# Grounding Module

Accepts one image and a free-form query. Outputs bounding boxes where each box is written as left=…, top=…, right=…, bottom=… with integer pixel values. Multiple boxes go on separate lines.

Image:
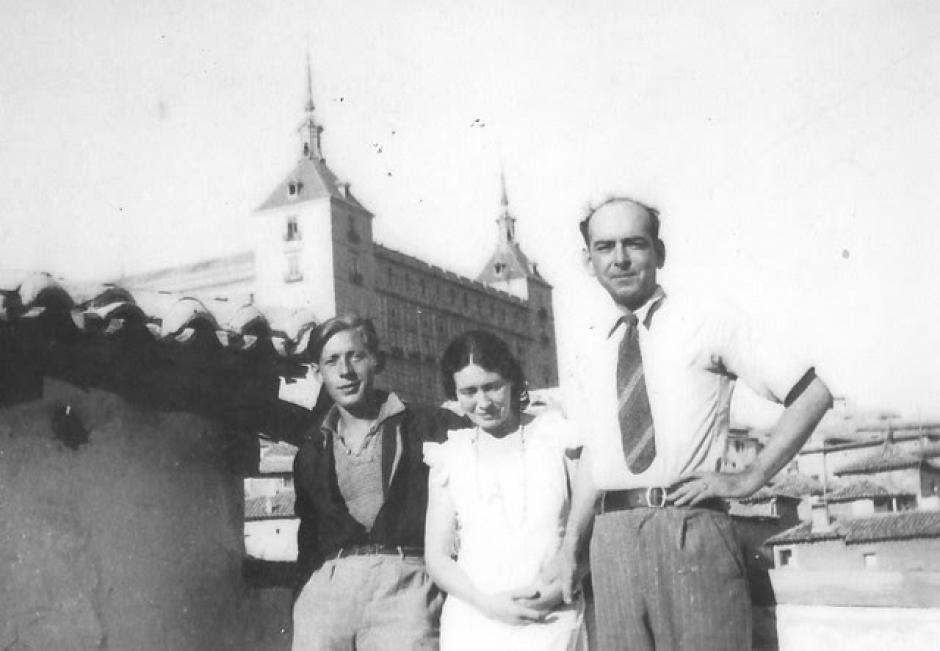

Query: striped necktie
left=616, top=313, right=656, bottom=473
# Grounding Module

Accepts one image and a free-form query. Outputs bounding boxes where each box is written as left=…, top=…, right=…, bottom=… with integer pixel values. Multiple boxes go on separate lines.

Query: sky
left=2, top=0, right=940, bottom=420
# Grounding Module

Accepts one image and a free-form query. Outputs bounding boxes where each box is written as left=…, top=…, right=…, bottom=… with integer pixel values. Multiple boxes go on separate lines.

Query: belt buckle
left=645, top=486, right=667, bottom=508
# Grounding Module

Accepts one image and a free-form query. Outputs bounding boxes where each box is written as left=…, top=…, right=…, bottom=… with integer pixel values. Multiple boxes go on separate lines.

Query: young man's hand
left=541, top=547, right=581, bottom=605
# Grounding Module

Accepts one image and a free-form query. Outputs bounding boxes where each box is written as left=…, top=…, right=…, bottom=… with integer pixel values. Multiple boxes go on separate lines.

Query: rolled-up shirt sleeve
left=710, top=308, right=812, bottom=406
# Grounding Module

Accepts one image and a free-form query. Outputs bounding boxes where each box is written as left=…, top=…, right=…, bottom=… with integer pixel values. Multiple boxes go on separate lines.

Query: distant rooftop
left=259, top=441, right=299, bottom=474
left=245, top=492, right=296, bottom=520
left=744, top=472, right=826, bottom=502
left=835, top=442, right=940, bottom=476
left=257, top=156, right=366, bottom=212
left=767, top=510, right=940, bottom=546
left=825, top=479, right=910, bottom=503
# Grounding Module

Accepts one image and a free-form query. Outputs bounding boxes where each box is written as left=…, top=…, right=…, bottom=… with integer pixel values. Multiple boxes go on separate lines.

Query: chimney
left=810, top=496, right=832, bottom=533
left=264, top=497, right=273, bottom=515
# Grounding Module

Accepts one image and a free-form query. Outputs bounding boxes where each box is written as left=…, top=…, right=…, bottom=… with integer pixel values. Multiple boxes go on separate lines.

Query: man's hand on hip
left=668, top=470, right=762, bottom=506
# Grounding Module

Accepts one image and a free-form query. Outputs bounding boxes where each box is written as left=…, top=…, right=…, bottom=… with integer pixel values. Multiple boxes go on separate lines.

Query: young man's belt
left=597, top=486, right=726, bottom=514
left=334, top=544, right=424, bottom=559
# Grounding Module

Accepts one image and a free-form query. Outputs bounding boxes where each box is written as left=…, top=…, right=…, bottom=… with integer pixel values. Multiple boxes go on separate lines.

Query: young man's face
left=583, top=202, right=664, bottom=311
left=314, top=328, right=379, bottom=411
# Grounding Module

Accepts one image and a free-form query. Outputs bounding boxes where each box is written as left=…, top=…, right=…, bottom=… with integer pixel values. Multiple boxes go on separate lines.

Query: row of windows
left=377, top=264, right=527, bottom=325
left=381, top=360, right=443, bottom=404
left=377, top=295, right=533, bottom=359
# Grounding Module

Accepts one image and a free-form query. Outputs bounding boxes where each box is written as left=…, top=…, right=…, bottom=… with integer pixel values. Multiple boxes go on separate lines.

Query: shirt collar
left=320, top=390, right=407, bottom=441
left=606, top=286, right=667, bottom=339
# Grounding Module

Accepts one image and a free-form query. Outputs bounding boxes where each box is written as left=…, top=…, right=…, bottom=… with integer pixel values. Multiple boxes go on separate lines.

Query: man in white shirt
left=556, top=197, right=833, bottom=650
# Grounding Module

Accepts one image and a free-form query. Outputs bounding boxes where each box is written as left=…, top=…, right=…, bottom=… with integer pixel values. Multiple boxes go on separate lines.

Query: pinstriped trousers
left=590, top=506, right=751, bottom=651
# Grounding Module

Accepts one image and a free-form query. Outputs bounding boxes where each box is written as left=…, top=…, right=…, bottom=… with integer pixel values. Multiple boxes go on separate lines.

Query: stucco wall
left=0, top=379, right=289, bottom=650
left=774, top=604, right=940, bottom=650
left=775, top=537, right=940, bottom=572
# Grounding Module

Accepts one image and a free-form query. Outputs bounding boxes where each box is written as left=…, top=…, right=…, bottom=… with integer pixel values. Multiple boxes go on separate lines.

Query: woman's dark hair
left=440, top=330, right=529, bottom=410
left=309, top=313, right=381, bottom=364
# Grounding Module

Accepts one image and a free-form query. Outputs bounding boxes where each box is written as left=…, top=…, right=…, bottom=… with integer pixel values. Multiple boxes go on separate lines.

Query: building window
left=349, top=256, right=363, bottom=285
left=863, top=552, right=878, bottom=569
left=896, top=495, right=917, bottom=511
left=287, top=181, right=303, bottom=196
left=285, top=252, right=303, bottom=282
left=494, top=262, right=505, bottom=274
left=928, top=480, right=940, bottom=496
left=285, top=216, right=301, bottom=241
left=777, top=548, right=793, bottom=568
left=347, top=216, right=360, bottom=243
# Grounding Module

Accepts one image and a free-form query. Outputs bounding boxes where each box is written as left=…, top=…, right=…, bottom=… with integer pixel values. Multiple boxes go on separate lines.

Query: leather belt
left=334, top=544, right=424, bottom=559
left=597, top=486, right=726, bottom=514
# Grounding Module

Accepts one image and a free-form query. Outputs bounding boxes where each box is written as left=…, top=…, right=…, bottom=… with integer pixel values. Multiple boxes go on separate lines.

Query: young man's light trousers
left=292, top=554, right=442, bottom=651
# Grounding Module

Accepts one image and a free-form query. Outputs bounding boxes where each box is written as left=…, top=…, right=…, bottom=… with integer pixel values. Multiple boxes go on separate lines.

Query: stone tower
left=250, top=55, right=376, bottom=322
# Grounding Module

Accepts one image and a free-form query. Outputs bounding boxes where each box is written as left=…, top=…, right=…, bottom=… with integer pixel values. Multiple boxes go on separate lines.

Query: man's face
left=583, top=202, right=664, bottom=310
left=313, top=328, right=378, bottom=411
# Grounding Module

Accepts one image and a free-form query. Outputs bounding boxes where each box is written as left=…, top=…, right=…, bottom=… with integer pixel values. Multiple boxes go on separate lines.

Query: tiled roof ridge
left=766, top=510, right=940, bottom=546
left=842, top=510, right=940, bottom=544
left=2, top=271, right=328, bottom=445
left=824, top=479, right=912, bottom=502
left=1, top=272, right=318, bottom=361
left=743, top=471, right=825, bottom=502
left=834, top=441, right=940, bottom=476
left=245, top=491, right=297, bottom=520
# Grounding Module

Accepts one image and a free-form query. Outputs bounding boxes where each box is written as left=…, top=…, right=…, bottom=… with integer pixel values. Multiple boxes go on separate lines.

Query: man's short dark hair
left=578, top=196, right=662, bottom=246
left=309, top=313, right=380, bottom=363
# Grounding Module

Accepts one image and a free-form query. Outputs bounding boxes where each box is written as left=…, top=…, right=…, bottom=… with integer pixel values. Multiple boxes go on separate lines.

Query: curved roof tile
left=19, top=273, right=74, bottom=311
left=0, top=274, right=324, bottom=362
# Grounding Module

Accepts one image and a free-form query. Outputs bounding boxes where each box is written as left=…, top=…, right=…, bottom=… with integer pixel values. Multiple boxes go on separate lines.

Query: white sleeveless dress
left=424, top=412, right=586, bottom=651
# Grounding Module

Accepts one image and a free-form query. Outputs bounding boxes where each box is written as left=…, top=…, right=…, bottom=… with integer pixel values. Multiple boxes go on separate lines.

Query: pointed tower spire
left=496, top=165, right=516, bottom=243
left=476, top=164, right=546, bottom=298
left=300, top=50, right=324, bottom=161
left=305, top=50, right=315, bottom=112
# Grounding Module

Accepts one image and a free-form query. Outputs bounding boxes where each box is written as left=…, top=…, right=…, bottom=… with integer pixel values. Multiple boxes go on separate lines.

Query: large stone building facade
left=122, top=64, right=558, bottom=405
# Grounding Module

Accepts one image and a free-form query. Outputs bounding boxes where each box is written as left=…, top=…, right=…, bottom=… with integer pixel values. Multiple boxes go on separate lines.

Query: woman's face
left=452, top=362, right=517, bottom=435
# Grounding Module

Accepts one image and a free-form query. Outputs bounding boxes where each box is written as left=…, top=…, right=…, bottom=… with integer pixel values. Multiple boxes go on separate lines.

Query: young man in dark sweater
left=291, top=313, right=465, bottom=650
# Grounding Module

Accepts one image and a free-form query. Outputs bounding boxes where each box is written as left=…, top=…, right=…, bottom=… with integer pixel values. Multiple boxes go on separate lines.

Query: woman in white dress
left=424, top=330, right=585, bottom=651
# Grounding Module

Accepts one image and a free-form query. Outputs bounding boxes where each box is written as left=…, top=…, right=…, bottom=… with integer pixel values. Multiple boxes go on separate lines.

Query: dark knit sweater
left=292, top=396, right=466, bottom=590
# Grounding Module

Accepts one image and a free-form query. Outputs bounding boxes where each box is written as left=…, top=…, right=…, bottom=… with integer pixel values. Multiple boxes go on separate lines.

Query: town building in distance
left=120, top=61, right=557, bottom=405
